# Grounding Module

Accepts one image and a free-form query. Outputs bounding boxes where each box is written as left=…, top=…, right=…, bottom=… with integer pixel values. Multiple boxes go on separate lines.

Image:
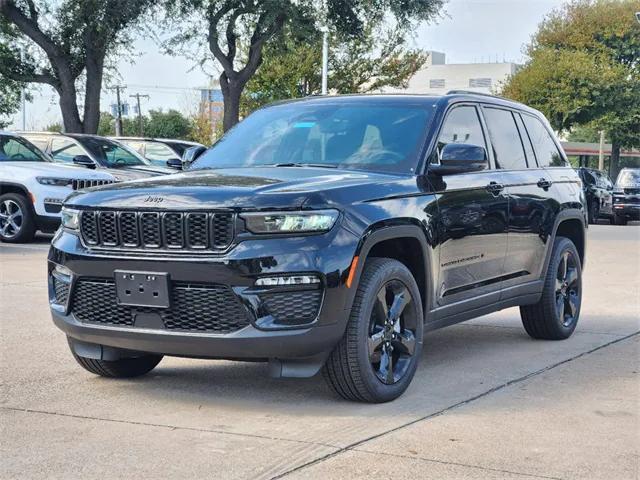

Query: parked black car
left=576, top=167, right=614, bottom=224
left=20, top=132, right=173, bottom=179
left=49, top=93, right=586, bottom=403
left=114, top=137, right=204, bottom=169
left=612, top=168, right=640, bottom=225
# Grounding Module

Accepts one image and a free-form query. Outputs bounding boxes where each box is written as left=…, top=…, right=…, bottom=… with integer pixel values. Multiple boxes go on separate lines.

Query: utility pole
left=114, top=85, right=125, bottom=136
left=130, top=93, right=149, bottom=136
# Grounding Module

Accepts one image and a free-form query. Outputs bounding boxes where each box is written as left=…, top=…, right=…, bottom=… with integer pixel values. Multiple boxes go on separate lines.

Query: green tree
left=0, top=72, right=22, bottom=128
left=502, top=0, right=640, bottom=171
left=165, top=0, right=444, bottom=132
left=145, top=109, right=191, bottom=139
left=0, top=0, right=155, bottom=133
left=242, top=22, right=428, bottom=114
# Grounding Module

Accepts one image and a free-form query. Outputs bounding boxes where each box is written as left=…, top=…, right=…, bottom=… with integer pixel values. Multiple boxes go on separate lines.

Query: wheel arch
left=348, top=223, right=434, bottom=317
left=547, top=210, right=586, bottom=272
left=0, top=182, right=30, bottom=198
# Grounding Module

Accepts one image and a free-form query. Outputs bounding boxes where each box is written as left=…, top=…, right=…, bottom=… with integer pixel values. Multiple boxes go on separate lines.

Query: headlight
left=61, top=207, right=80, bottom=230
left=37, top=177, right=71, bottom=187
left=241, top=210, right=339, bottom=234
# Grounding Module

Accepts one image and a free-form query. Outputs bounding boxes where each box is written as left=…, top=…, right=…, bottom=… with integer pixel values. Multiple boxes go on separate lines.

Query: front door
left=431, top=104, right=509, bottom=308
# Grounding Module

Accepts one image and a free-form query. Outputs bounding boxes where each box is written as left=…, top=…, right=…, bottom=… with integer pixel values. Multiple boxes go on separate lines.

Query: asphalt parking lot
left=1, top=224, right=638, bottom=480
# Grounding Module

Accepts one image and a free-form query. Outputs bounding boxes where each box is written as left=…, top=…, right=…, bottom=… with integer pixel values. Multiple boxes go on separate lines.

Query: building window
left=469, top=78, right=492, bottom=88
left=429, top=79, right=445, bottom=89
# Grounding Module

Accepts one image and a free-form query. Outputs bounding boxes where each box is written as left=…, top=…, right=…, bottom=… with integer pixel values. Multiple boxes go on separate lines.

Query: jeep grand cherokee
left=48, top=93, right=586, bottom=403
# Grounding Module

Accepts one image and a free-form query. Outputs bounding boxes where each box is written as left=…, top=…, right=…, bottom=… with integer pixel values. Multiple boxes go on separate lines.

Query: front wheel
left=323, top=258, right=424, bottom=403
left=70, top=344, right=162, bottom=378
left=613, top=213, right=628, bottom=225
left=0, top=193, right=36, bottom=243
left=520, top=237, right=582, bottom=340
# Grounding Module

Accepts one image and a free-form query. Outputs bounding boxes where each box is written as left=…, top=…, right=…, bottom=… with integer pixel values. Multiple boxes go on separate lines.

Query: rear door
left=433, top=104, right=509, bottom=308
left=481, top=107, right=556, bottom=292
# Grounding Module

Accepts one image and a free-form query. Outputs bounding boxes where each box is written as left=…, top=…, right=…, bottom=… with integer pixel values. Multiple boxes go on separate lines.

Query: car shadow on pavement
left=88, top=318, right=631, bottom=414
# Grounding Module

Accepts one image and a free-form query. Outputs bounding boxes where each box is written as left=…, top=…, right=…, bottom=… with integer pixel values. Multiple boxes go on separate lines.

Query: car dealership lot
left=1, top=225, right=638, bottom=479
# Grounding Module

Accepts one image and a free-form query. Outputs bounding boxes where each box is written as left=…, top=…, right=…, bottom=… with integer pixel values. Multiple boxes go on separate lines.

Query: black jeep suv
left=49, top=93, right=586, bottom=403
left=612, top=168, right=640, bottom=225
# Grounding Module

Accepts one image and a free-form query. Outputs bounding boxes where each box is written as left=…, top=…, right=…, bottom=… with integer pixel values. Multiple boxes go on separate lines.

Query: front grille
left=53, top=278, right=70, bottom=305
left=79, top=210, right=234, bottom=252
left=623, top=188, right=640, bottom=195
left=71, top=279, right=250, bottom=333
left=261, top=289, right=323, bottom=325
left=72, top=179, right=115, bottom=191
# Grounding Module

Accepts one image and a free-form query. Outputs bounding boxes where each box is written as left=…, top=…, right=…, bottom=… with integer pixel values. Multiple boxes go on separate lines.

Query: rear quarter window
left=521, top=114, right=567, bottom=167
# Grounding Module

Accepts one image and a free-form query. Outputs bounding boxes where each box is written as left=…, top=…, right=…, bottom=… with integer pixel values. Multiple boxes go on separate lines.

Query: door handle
left=486, top=181, right=504, bottom=194
left=537, top=178, right=552, bottom=189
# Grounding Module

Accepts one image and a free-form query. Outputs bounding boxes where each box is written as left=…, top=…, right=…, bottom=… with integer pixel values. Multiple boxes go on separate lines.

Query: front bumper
left=48, top=226, right=359, bottom=367
left=612, top=202, right=640, bottom=219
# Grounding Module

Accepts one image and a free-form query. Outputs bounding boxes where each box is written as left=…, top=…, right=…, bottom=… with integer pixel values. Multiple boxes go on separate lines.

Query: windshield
left=80, top=137, right=149, bottom=168
left=0, top=136, right=50, bottom=162
left=192, top=101, right=433, bottom=174
left=616, top=169, right=640, bottom=186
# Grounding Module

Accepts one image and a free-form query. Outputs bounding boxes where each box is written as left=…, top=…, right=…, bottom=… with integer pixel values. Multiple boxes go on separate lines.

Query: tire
left=323, top=258, right=424, bottom=403
left=0, top=193, right=36, bottom=243
left=70, top=346, right=162, bottom=378
left=614, top=213, right=628, bottom=225
left=520, top=237, right=582, bottom=340
left=587, top=201, right=599, bottom=225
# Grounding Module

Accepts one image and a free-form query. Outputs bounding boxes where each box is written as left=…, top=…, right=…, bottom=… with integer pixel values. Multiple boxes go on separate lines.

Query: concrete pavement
left=1, top=225, right=638, bottom=479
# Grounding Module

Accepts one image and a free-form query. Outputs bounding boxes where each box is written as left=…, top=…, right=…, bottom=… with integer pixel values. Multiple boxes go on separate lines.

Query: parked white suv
left=0, top=132, right=116, bottom=243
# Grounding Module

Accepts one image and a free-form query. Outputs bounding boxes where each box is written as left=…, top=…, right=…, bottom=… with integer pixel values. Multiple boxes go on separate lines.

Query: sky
left=7, top=0, right=567, bottom=130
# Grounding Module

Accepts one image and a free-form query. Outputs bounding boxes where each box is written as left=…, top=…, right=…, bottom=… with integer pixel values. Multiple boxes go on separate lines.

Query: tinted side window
left=483, top=108, right=527, bottom=170
left=522, top=115, right=566, bottom=167
left=51, top=138, right=86, bottom=163
left=437, top=105, right=486, bottom=152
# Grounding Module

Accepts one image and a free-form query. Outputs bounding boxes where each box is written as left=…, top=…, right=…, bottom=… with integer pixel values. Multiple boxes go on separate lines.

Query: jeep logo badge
left=144, top=195, right=164, bottom=203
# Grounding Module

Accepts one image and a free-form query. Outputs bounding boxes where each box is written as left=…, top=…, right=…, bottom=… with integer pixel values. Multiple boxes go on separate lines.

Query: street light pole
left=20, top=47, right=26, bottom=130
left=115, top=86, right=124, bottom=136
left=321, top=28, right=329, bottom=95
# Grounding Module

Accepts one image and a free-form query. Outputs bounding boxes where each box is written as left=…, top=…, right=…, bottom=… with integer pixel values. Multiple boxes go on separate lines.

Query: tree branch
left=207, top=2, right=235, bottom=75
left=0, top=0, right=63, bottom=63
left=239, top=12, right=286, bottom=84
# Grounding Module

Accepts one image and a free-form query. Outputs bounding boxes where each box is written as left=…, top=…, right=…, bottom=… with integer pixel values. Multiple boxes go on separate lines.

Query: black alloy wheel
left=368, top=280, right=418, bottom=385
left=520, top=237, right=582, bottom=340
left=554, top=250, right=580, bottom=328
left=323, top=258, right=424, bottom=403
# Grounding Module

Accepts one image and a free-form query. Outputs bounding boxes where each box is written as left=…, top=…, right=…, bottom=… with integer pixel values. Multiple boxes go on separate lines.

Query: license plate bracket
left=115, top=270, right=170, bottom=308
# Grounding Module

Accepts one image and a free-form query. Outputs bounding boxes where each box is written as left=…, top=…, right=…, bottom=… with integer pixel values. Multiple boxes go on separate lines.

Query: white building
left=390, top=51, right=520, bottom=95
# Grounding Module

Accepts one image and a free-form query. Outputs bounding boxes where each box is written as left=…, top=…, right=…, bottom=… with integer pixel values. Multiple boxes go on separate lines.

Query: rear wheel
left=323, top=258, right=423, bottom=403
left=520, top=237, right=582, bottom=340
left=0, top=193, right=35, bottom=243
left=70, top=346, right=162, bottom=378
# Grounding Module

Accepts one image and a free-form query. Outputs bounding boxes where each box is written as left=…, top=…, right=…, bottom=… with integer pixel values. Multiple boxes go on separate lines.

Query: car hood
left=121, top=165, right=174, bottom=175
left=65, top=167, right=419, bottom=210
left=0, top=161, right=114, bottom=180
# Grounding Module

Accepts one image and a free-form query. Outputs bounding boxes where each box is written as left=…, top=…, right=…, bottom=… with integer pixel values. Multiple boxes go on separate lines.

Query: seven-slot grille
left=72, top=179, right=115, bottom=190
left=80, top=210, right=234, bottom=251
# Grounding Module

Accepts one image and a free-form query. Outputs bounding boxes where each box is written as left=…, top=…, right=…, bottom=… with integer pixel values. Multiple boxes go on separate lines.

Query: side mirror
left=182, top=146, right=207, bottom=169
left=166, top=158, right=183, bottom=170
left=73, top=155, right=96, bottom=169
left=428, top=143, right=488, bottom=175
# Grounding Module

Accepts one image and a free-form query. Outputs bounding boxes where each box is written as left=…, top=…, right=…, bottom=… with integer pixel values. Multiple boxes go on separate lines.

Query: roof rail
left=446, top=90, right=502, bottom=99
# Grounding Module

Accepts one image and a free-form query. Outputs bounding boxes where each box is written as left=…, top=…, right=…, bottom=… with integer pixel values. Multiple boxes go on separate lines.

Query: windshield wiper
left=264, top=162, right=338, bottom=169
